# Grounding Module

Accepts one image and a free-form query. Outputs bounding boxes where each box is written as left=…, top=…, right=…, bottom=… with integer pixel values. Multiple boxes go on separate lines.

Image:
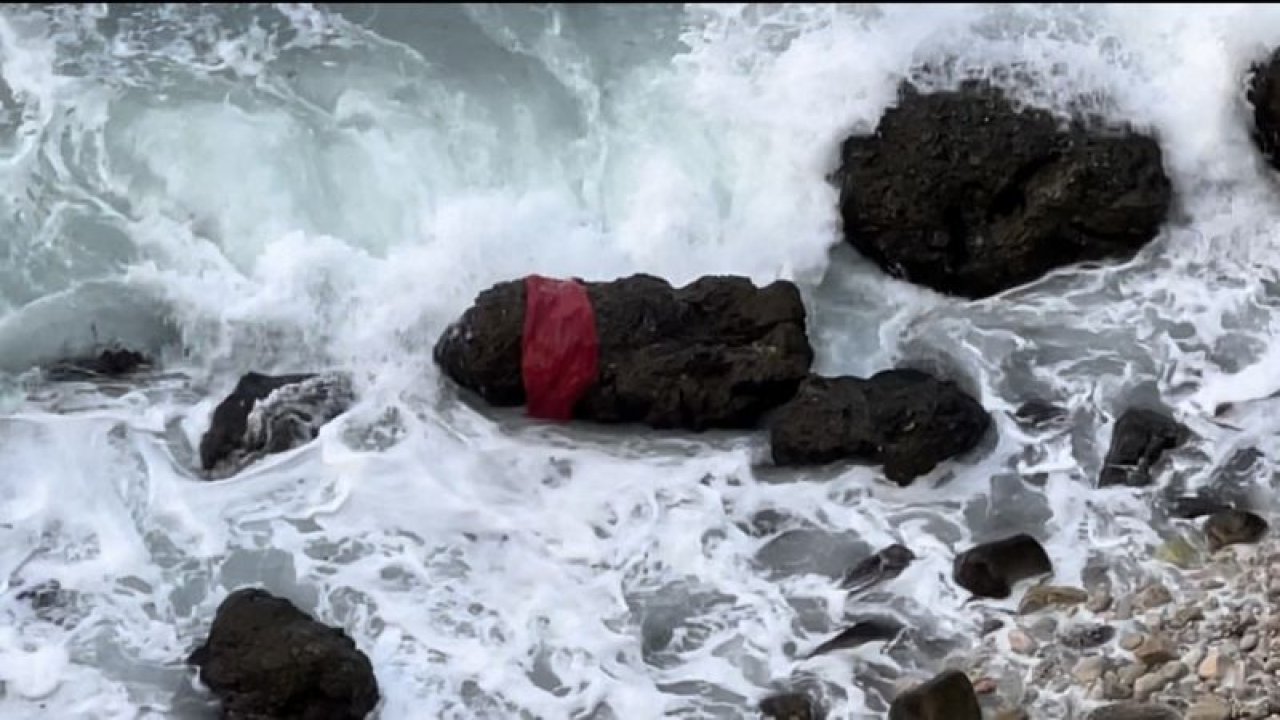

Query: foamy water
left=3, top=4, right=1280, bottom=718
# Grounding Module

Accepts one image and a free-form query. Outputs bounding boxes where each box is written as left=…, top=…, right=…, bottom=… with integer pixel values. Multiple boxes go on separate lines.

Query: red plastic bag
left=521, top=275, right=599, bottom=421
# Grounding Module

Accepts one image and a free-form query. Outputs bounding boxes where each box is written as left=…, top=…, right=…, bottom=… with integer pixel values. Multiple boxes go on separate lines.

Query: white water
left=2, top=3, right=1280, bottom=718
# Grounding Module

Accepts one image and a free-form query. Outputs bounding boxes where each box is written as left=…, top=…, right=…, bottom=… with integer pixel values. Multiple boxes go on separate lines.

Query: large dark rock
left=953, top=534, right=1053, bottom=599
left=769, top=369, right=990, bottom=484
left=1098, top=408, right=1187, bottom=488
left=836, top=80, right=1172, bottom=298
left=189, top=588, right=379, bottom=720
left=1204, top=509, right=1268, bottom=552
left=434, top=274, right=813, bottom=430
left=759, top=692, right=820, bottom=720
left=199, top=372, right=354, bottom=477
left=1249, top=48, right=1280, bottom=170
left=887, top=669, right=981, bottom=720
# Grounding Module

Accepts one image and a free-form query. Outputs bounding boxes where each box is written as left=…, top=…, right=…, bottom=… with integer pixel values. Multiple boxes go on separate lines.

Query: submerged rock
left=1249, top=48, right=1280, bottom=170
left=804, top=618, right=905, bottom=659
left=840, top=543, right=916, bottom=593
left=199, top=372, right=355, bottom=477
left=1098, top=408, right=1186, bottom=488
left=1204, top=509, right=1268, bottom=552
left=434, top=274, right=813, bottom=430
left=1018, top=585, right=1088, bottom=615
left=835, top=80, right=1171, bottom=298
left=769, top=369, right=990, bottom=484
left=953, top=534, right=1053, bottom=599
left=759, top=692, right=820, bottom=720
left=189, top=588, right=379, bottom=720
left=45, top=347, right=151, bottom=380
left=888, top=669, right=982, bottom=720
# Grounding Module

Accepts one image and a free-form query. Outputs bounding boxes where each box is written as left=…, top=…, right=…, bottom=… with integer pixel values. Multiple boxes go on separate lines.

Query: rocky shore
left=937, top=527, right=1279, bottom=719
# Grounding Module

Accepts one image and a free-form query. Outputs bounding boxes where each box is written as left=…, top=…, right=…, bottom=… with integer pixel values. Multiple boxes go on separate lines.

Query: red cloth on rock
left=521, top=275, right=599, bottom=421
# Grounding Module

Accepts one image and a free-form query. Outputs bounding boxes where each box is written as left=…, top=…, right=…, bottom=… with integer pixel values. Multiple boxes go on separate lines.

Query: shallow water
left=3, top=3, right=1280, bottom=718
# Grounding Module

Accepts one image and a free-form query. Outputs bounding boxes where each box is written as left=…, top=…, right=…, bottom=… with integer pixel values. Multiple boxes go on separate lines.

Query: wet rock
left=1249, top=47, right=1280, bottom=170
left=1197, top=649, right=1222, bottom=680
left=1074, top=656, right=1107, bottom=684
left=1098, top=408, right=1187, bottom=488
left=1012, top=401, right=1069, bottom=430
left=1018, top=585, right=1088, bottom=615
left=1087, top=588, right=1114, bottom=613
left=1204, top=509, right=1268, bottom=552
left=199, top=372, right=355, bottom=477
left=1009, top=628, right=1037, bottom=654
left=1134, top=583, right=1173, bottom=610
left=1132, top=635, right=1177, bottom=666
left=1060, top=623, right=1116, bottom=650
left=1163, top=494, right=1232, bottom=519
left=953, top=534, right=1053, bottom=599
left=805, top=618, right=904, bottom=659
left=1132, top=672, right=1166, bottom=699
left=769, top=370, right=990, bottom=484
left=888, top=669, right=981, bottom=720
left=45, top=347, right=151, bottom=380
left=434, top=274, right=813, bottom=430
left=1185, top=696, right=1230, bottom=720
left=835, top=80, right=1171, bottom=299
left=759, top=692, right=819, bottom=720
left=839, top=543, right=916, bottom=593
left=1086, top=702, right=1180, bottom=720
left=1120, top=633, right=1143, bottom=651
left=188, top=588, right=378, bottom=720
left=1154, top=535, right=1200, bottom=569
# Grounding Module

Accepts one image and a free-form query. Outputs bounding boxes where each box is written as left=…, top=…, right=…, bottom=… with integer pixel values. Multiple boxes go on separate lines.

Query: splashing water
left=3, top=3, right=1280, bottom=718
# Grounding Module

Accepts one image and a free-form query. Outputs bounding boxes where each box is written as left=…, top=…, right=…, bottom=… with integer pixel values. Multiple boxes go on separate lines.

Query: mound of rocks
left=189, top=588, right=379, bottom=719
left=768, top=369, right=990, bottom=484
left=434, top=274, right=813, bottom=431
left=199, top=372, right=354, bottom=477
left=836, top=80, right=1172, bottom=298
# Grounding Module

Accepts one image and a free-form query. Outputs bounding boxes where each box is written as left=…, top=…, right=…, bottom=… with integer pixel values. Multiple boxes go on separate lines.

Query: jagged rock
left=953, top=534, right=1053, bottom=599
left=835, top=80, right=1171, bottom=298
left=434, top=274, right=813, bottom=430
left=888, top=669, right=982, bottom=720
left=840, top=543, right=916, bottom=593
left=1204, top=509, right=1268, bottom=551
left=188, top=588, right=378, bottom=719
left=1098, top=408, right=1187, bottom=488
left=769, top=369, right=990, bottom=484
left=199, top=372, right=354, bottom=477
left=804, top=618, right=904, bottom=659
left=45, top=347, right=151, bottom=380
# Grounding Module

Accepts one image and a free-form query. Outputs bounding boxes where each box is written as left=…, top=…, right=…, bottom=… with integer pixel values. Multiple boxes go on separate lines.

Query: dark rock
left=434, top=274, right=813, bottom=430
left=199, top=372, right=355, bottom=477
left=836, top=80, right=1171, bottom=299
left=1204, top=509, right=1268, bottom=552
left=1249, top=48, right=1280, bottom=170
left=769, top=369, right=990, bottom=484
left=1059, top=623, right=1116, bottom=650
left=953, top=534, right=1053, bottom=599
left=1098, top=408, right=1187, bottom=488
left=804, top=618, right=905, bottom=659
left=189, top=588, right=378, bottom=720
left=1012, top=400, right=1069, bottom=430
left=1085, top=701, right=1179, bottom=720
left=888, top=669, right=981, bottom=720
left=1162, top=494, right=1231, bottom=519
left=45, top=347, right=150, bottom=380
left=759, top=692, right=820, bottom=720
left=840, top=543, right=916, bottom=593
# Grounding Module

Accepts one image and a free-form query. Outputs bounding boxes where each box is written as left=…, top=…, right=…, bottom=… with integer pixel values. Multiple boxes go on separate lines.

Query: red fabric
left=521, top=275, right=599, bottom=421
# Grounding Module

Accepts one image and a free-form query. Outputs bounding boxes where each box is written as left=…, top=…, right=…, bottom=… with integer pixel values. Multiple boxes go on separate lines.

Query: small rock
left=972, top=677, right=998, bottom=694
left=1133, top=672, right=1167, bottom=699
left=1171, top=605, right=1204, bottom=627
left=1159, top=661, right=1188, bottom=682
left=1086, top=701, right=1179, bottom=720
left=1204, top=509, right=1268, bottom=552
left=1061, top=623, right=1116, bottom=650
left=1185, top=695, right=1230, bottom=720
left=1088, top=589, right=1115, bottom=613
left=1197, top=649, right=1221, bottom=680
left=1133, top=635, right=1177, bottom=665
left=760, top=692, right=819, bottom=720
left=1120, top=633, right=1144, bottom=651
left=888, top=669, right=981, bottom=720
left=1019, top=585, right=1089, bottom=615
left=1119, top=663, right=1148, bottom=686
left=1009, top=629, right=1038, bottom=655
left=1183, top=646, right=1205, bottom=670
left=1135, top=584, right=1174, bottom=610
left=1243, top=633, right=1261, bottom=652
left=1074, top=656, right=1108, bottom=685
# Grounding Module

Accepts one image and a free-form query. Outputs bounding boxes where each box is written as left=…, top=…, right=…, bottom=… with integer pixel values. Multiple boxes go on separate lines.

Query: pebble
left=1197, top=649, right=1222, bottom=680
left=1118, top=663, right=1147, bottom=686
left=1185, top=696, right=1230, bottom=720
left=1087, top=589, right=1114, bottom=613
left=1243, top=633, right=1260, bottom=652
left=1061, top=623, right=1116, bottom=650
left=1136, top=583, right=1174, bottom=610
left=1120, top=633, right=1144, bottom=651
left=1134, top=672, right=1167, bottom=699
left=1074, top=656, right=1107, bottom=685
left=1020, top=585, right=1089, bottom=615
left=1159, top=661, right=1188, bottom=682
left=1008, top=629, right=1037, bottom=655
left=1134, top=635, right=1177, bottom=665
